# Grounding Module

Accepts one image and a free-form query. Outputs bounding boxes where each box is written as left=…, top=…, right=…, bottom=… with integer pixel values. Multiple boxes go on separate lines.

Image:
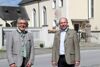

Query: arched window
left=52, top=0, right=56, bottom=8
left=59, top=0, right=63, bottom=7
left=43, top=6, right=47, bottom=25
left=33, top=8, right=36, bottom=27
left=52, top=19, right=58, bottom=29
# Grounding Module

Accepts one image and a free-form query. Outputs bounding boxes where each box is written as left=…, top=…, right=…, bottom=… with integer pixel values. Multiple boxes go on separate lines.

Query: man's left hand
left=26, top=63, right=32, bottom=67
left=75, top=61, right=80, bottom=67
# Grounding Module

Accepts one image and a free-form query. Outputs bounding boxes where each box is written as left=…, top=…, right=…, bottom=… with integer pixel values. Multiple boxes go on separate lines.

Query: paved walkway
left=80, top=41, right=100, bottom=50
left=0, top=41, right=100, bottom=67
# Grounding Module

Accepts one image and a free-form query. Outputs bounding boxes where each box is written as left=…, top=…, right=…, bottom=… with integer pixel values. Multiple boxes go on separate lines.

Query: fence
left=0, top=26, right=54, bottom=49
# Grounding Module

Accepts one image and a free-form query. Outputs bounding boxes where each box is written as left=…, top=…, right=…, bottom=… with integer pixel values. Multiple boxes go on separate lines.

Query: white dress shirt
left=60, top=31, right=66, bottom=55
left=59, top=28, right=68, bottom=55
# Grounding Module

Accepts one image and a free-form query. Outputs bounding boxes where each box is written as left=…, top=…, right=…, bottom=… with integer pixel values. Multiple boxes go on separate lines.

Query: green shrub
left=40, top=43, right=44, bottom=48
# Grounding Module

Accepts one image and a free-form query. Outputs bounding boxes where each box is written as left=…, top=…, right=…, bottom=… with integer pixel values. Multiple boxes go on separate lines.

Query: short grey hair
left=17, top=17, right=27, bottom=23
left=59, top=17, right=68, bottom=24
left=17, top=17, right=28, bottom=27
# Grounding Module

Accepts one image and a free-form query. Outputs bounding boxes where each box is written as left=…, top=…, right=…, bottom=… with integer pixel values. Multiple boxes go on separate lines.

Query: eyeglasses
left=18, top=22, right=27, bottom=25
left=60, top=22, right=67, bottom=23
left=59, top=22, right=68, bottom=24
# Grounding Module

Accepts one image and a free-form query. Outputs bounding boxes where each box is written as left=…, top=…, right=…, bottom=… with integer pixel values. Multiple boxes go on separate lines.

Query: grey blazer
left=52, top=29, right=80, bottom=64
left=6, top=29, right=34, bottom=67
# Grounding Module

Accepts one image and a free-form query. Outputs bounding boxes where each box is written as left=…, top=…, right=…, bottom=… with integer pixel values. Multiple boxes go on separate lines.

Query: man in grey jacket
left=52, top=17, right=80, bottom=67
left=6, top=17, right=34, bottom=67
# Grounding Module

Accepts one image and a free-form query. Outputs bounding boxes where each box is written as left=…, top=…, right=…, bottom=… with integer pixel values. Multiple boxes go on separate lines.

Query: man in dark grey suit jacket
left=52, top=17, right=80, bottom=67
left=6, top=17, right=34, bottom=67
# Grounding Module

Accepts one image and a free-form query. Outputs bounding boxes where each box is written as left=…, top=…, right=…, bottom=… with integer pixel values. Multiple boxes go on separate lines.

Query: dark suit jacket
left=52, top=29, right=80, bottom=64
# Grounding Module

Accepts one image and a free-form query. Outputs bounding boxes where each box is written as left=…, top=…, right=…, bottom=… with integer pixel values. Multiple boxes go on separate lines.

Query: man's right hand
left=10, top=63, right=16, bottom=67
left=52, top=61, right=57, bottom=67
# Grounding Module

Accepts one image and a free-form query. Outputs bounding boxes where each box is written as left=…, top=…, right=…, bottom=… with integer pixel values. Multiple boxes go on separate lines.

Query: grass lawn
left=0, top=49, right=6, bottom=59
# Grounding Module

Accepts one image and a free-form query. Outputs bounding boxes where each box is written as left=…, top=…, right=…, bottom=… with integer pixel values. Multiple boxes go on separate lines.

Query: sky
left=0, top=0, right=22, bottom=6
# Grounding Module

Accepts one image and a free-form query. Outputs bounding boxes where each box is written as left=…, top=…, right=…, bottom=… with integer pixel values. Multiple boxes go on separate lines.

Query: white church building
left=0, top=0, right=100, bottom=49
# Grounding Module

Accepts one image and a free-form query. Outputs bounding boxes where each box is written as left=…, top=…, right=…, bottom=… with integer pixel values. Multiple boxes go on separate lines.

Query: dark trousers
left=58, top=55, right=75, bottom=67
left=21, top=57, right=26, bottom=67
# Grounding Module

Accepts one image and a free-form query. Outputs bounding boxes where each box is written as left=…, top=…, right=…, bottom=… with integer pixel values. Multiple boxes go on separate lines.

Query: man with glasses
left=6, top=17, right=34, bottom=67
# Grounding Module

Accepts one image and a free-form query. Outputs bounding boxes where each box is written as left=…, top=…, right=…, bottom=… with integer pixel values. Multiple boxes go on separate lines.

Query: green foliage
left=40, top=43, right=44, bottom=48
left=0, top=49, right=6, bottom=52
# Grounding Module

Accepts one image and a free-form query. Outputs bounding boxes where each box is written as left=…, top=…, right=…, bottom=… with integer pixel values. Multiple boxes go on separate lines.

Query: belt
left=60, top=55, right=65, bottom=57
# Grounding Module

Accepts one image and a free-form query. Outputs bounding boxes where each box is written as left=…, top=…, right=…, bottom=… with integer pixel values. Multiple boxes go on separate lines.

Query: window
left=52, top=20, right=58, bottom=29
left=52, top=0, right=56, bottom=8
left=89, top=0, right=94, bottom=18
left=4, top=9, right=9, bottom=13
left=43, top=6, right=47, bottom=25
left=33, top=8, right=36, bottom=27
left=17, top=9, right=21, bottom=14
left=59, top=0, right=63, bottom=7
left=74, top=24, right=79, bottom=32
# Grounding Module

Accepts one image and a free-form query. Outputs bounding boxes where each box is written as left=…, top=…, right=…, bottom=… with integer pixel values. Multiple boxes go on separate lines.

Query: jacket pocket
left=70, top=54, right=75, bottom=63
left=70, top=52, right=75, bottom=55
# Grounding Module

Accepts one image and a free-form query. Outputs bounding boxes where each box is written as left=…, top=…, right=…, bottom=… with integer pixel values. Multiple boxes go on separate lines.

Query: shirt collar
left=17, top=27, right=26, bottom=34
left=60, top=28, right=69, bottom=32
